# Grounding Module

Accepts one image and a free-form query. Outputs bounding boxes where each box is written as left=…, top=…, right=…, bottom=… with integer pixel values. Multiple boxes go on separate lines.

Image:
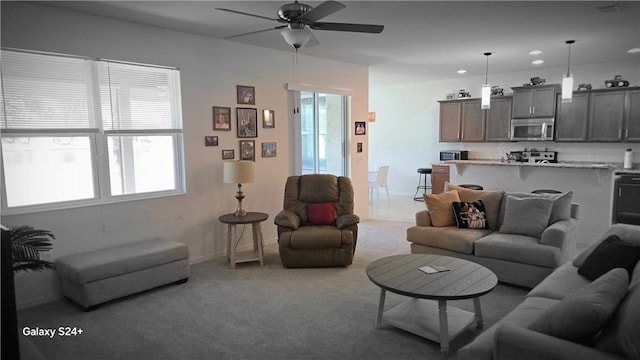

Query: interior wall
left=0, top=2, right=370, bottom=308
left=369, top=59, right=639, bottom=245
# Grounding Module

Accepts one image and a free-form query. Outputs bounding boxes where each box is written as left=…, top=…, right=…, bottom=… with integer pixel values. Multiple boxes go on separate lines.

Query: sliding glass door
left=299, top=91, right=347, bottom=175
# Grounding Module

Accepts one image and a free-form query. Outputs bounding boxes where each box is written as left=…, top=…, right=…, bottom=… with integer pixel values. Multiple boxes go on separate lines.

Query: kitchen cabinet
left=460, top=99, right=484, bottom=142
left=624, top=90, right=640, bottom=142
left=431, top=164, right=450, bottom=194
left=511, top=85, right=558, bottom=119
left=588, top=90, right=625, bottom=142
left=439, top=101, right=462, bottom=142
left=485, top=96, right=513, bottom=142
left=555, top=92, right=589, bottom=142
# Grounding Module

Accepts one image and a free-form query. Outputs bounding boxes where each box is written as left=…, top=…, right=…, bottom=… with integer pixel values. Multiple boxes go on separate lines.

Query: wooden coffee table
left=366, top=254, right=498, bottom=355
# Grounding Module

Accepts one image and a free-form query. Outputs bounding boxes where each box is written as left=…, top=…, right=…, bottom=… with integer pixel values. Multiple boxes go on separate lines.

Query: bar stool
left=532, top=189, right=561, bottom=194
left=413, top=168, right=432, bottom=201
left=459, top=184, right=484, bottom=190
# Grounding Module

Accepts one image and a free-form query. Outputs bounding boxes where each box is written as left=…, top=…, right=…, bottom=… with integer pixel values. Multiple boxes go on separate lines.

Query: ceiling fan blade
left=225, top=25, right=287, bottom=39
left=215, top=8, right=282, bottom=23
left=310, top=22, right=384, bottom=33
left=299, top=1, right=345, bottom=23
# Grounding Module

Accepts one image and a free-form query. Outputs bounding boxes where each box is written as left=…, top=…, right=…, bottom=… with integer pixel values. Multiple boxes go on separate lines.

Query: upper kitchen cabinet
left=460, top=99, right=485, bottom=142
left=511, top=85, right=558, bottom=119
left=555, top=92, right=589, bottom=142
left=588, top=90, right=625, bottom=142
left=624, top=89, right=640, bottom=142
left=439, top=100, right=463, bottom=142
left=485, top=96, right=513, bottom=142
left=439, top=97, right=512, bottom=142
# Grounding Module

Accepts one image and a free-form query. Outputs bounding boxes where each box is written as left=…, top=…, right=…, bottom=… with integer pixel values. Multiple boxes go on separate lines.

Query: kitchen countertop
left=443, top=159, right=621, bottom=170
left=442, top=159, right=637, bottom=183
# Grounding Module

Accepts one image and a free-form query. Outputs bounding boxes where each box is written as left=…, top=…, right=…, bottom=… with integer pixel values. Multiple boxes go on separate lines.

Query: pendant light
left=562, top=40, right=575, bottom=103
left=481, top=52, right=492, bottom=109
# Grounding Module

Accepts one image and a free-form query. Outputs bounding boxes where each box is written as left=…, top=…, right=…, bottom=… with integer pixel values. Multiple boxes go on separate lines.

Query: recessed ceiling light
left=628, top=48, right=640, bottom=54
left=529, top=50, right=542, bottom=56
left=457, top=69, right=467, bottom=74
left=532, top=59, right=544, bottom=65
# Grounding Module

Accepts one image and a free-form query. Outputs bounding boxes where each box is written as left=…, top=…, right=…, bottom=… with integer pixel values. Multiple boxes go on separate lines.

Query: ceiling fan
left=216, top=0, right=384, bottom=49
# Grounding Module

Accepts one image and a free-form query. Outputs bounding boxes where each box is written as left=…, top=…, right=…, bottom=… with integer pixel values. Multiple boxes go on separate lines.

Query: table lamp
left=223, top=161, right=255, bottom=216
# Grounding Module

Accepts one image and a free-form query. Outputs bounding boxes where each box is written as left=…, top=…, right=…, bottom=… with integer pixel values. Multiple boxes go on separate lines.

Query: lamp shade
left=223, top=161, right=254, bottom=184
left=562, top=73, right=574, bottom=103
left=281, top=28, right=312, bottom=49
left=481, top=84, right=491, bottom=109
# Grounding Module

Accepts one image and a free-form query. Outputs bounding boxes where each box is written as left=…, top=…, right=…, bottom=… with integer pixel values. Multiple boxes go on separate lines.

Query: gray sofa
left=458, top=223, right=640, bottom=360
left=407, top=183, right=579, bottom=288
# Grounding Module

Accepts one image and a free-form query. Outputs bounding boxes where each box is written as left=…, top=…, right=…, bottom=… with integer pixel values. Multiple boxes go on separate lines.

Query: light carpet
left=17, top=220, right=528, bottom=360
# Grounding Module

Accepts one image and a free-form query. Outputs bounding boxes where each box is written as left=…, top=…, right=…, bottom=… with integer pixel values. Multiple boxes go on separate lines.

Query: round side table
left=218, top=212, right=269, bottom=269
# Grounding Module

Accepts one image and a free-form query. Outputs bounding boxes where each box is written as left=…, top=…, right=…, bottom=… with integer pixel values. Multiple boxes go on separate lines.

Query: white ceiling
left=38, top=1, right=640, bottom=84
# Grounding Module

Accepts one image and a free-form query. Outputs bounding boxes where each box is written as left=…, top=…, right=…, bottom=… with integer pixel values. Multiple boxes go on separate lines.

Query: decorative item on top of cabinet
left=511, top=84, right=559, bottom=119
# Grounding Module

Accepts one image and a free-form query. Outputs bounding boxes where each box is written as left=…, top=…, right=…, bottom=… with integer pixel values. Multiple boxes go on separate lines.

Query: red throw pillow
left=306, top=203, right=335, bottom=225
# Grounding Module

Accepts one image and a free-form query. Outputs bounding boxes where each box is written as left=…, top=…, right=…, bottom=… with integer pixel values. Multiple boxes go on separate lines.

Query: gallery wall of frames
left=207, top=85, right=277, bottom=161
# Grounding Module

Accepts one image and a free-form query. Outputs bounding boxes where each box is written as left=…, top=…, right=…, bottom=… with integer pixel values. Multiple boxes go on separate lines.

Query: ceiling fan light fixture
left=281, top=28, right=312, bottom=49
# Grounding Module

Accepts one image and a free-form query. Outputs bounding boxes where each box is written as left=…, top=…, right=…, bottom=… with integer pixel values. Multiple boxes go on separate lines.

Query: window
left=0, top=49, right=184, bottom=214
left=299, top=91, right=347, bottom=175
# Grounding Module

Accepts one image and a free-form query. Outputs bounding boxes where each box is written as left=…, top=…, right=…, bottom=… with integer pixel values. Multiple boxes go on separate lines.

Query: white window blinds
left=0, top=50, right=97, bottom=130
left=98, top=61, right=182, bottom=132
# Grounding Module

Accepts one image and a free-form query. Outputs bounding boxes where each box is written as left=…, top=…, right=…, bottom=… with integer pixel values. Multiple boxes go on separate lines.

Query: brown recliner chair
left=274, top=174, right=360, bottom=268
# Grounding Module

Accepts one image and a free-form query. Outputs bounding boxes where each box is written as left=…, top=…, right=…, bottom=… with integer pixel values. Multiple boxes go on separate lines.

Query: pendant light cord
left=566, top=40, right=575, bottom=74
left=484, top=52, right=491, bottom=84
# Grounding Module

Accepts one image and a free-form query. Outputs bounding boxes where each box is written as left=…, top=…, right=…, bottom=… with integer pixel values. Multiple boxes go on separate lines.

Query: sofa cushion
left=498, top=191, right=573, bottom=227
left=596, top=265, right=640, bottom=360
left=475, top=232, right=561, bottom=268
left=406, top=225, right=490, bottom=254
left=527, top=262, right=591, bottom=300
left=452, top=200, right=488, bottom=229
left=457, top=296, right=560, bottom=360
left=528, top=268, right=629, bottom=342
left=578, top=234, right=640, bottom=281
left=446, top=183, right=504, bottom=231
left=574, top=223, right=640, bottom=267
left=422, top=190, right=460, bottom=227
left=306, top=202, right=335, bottom=225
left=287, top=226, right=344, bottom=249
left=499, top=196, right=553, bottom=238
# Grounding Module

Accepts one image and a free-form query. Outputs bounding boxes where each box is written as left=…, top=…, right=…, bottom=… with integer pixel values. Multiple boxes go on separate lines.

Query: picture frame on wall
left=222, top=149, right=235, bottom=160
left=237, top=108, right=258, bottom=138
left=262, top=142, right=276, bottom=157
left=355, top=121, right=366, bottom=135
left=236, top=85, right=255, bottom=105
left=205, top=136, right=218, bottom=146
left=239, top=140, right=255, bottom=161
left=263, top=109, right=275, bottom=128
left=213, top=106, right=231, bottom=131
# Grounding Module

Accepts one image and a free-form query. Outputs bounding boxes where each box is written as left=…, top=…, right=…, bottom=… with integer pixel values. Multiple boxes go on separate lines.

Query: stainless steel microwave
left=510, top=118, right=555, bottom=141
left=439, top=150, right=468, bottom=161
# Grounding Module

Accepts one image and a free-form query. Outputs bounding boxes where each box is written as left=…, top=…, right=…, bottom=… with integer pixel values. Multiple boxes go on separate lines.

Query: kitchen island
left=445, top=159, right=618, bottom=184
left=439, top=159, right=629, bottom=249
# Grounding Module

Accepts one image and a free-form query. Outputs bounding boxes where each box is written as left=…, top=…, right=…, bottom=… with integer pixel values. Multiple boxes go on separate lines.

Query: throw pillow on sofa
left=499, top=196, right=553, bottom=238
left=446, top=182, right=504, bottom=231
left=452, top=200, right=488, bottom=229
left=529, top=268, right=629, bottom=342
left=423, top=190, right=460, bottom=227
left=578, top=234, right=640, bottom=281
left=306, top=202, right=335, bottom=225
